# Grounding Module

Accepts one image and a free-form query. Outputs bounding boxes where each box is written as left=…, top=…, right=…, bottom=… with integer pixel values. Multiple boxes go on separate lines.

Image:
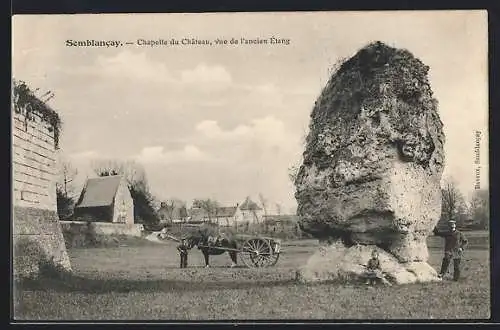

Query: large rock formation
left=295, top=41, right=444, bottom=284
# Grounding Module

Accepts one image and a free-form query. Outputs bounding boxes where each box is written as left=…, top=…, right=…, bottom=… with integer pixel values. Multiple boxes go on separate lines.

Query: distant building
left=186, top=196, right=264, bottom=226
left=238, top=196, right=264, bottom=223
left=157, top=201, right=188, bottom=223
left=187, top=207, right=209, bottom=223
left=73, top=175, right=134, bottom=224
left=213, top=206, right=241, bottom=227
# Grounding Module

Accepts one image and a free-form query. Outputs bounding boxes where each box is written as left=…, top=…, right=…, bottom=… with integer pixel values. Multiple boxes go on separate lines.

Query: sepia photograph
left=11, top=10, right=489, bottom=320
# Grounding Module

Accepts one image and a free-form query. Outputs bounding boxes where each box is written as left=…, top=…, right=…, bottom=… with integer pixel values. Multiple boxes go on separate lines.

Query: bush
left=62, top=222, right=122, bottom=248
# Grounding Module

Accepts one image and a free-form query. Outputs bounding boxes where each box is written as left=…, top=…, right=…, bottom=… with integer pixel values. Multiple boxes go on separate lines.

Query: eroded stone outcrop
left=295, top=41, right=444, bottom=284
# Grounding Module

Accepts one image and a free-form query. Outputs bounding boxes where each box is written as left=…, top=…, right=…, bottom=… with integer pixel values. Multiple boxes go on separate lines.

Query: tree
left=160, top=199, right=188, bottom=222
left=193, top=198, right=219, bottom=223
left=160, top=200, right=175, bottom=222
left=91, top=159, right=159, bottom=225
left=179, top=204, right=188, bottom=222
left=91, top=159, right=122, bottom=177
left=275, top=203, right=282, bottom=216
left=440, top=178, right=468, bottom=229
left=92, top=159, right=148, bottom=192
left=259, top=193, right=268, bottom=231
left=56, top=160, right=78, bottom=220
left=469, top=189, right=489, bottom=229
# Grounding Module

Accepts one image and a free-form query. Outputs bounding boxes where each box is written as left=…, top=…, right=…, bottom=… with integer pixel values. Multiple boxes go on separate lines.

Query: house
left=212, top=206, right=241, bottom=227
left=205, top=197, right=263, bottom=225
left=158, top=201, right=188, bottom=223
left=239, top=196, right=264, bottom=223
left=73, top=175, right=134, bottom=224
left=187, top=206, right=240, bottom=226
left=183, top=196, right=265, bottom=226
left=187, top=207, right=209, bottom=223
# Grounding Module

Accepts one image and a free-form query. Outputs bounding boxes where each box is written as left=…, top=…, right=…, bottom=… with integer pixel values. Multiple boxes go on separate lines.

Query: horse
left=186, top=232, right=239, bottom=268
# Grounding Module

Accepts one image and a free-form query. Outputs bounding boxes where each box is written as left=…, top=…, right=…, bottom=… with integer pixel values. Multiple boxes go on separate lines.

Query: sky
left=12, top=11, right=488, bottom=213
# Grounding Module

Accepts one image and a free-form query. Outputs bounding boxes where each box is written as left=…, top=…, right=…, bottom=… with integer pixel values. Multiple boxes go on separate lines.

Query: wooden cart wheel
left=240, top=238, right=273, bottom=268
left=265, top=240, right=281, bottom=267
left=266, top=252, right=280, bottom=267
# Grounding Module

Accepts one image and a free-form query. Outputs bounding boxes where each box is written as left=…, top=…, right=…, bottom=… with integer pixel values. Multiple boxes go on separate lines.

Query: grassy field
left=13, top=231, right=490, bottom=320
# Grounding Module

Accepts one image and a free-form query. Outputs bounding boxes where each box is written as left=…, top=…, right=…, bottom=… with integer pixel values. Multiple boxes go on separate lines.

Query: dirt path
left=144, top=232, right=166, bottom=243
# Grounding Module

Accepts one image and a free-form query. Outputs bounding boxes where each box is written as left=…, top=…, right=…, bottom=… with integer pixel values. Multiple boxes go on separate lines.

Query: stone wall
left=61, top=221, right=144, bottom=240
left=12, top=111, right=71, bottom=278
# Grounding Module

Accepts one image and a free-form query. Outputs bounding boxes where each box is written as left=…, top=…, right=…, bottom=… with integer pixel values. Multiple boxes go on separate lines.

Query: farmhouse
left=73, top=175, right=134, bottom=224
left=186, top=196, right=264, bottom=226
left=158, top=201, right=188, bottom=223
left=239, top=196, right=264, bottom=223
left=213, top=206, right=240, bottom=227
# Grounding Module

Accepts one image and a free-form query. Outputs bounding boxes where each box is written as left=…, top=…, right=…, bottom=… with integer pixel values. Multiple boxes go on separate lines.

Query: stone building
left=73, top=175, right=134, bottom=224
left=189, top=196, right=264, bottom=226
left=12, top=79, right=71, bottom=278
left=238, top=196, right=264, bottom=223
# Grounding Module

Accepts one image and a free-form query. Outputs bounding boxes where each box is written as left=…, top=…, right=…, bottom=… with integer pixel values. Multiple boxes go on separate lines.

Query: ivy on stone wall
left=12, top=79, right=62, bottom=149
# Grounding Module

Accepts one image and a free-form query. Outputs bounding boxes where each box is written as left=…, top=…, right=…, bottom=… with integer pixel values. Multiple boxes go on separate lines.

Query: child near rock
left=364, top=250, right=392, bottom=286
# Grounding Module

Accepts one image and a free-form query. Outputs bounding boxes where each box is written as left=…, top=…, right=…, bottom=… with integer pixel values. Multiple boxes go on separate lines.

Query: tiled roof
left=239, top=196, right=262, bottom=211
left=215, top=206, right=238, bottom=217
left=188, top=207, right=209, bottom=222
left=75, top=175, right=123, bottom=208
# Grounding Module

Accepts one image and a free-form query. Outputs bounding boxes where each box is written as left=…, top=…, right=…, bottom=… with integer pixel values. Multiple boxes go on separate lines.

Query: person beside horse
left=177, top=238, right=189, bottom=268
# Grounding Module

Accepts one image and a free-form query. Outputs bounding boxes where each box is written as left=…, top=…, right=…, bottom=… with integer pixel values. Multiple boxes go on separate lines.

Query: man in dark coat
left=433, top=219, right=468, bottom=281
left=177, top=238, right=189, bottom=268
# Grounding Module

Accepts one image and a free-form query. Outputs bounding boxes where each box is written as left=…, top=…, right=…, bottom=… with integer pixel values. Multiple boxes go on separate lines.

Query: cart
left=195, top=234, right=282, bottom=268
left=159, top=231, right=282, bottom=268
left=236, top=234, right=281, bottom=268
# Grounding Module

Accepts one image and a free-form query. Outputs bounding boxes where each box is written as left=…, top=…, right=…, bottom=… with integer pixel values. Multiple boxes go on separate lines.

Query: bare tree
left=56, top=160, right=78, bottom=220
left=469, top=189, right=489, bottom=229
left=258, top=193, right=268, bottom=216
left=91, top=159, right=122, bottom=177
left=440, top=178, right=467, bottom=228
left=56, top=161, right=78, bottom=198
left=160, top=198, right=188, bottom=223
left=91, top=159, right=148, bottom=192
left=258, top=193, right=268, bottom=230
left=193, top=198, right=219, bottom=223
left=160, top=200, right=176, bottom=222
left=275, top=203, right=282, bottom=216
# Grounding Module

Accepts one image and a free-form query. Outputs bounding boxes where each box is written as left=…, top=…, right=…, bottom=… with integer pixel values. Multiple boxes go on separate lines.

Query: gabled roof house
left=73, top=175, right=134, bottom=224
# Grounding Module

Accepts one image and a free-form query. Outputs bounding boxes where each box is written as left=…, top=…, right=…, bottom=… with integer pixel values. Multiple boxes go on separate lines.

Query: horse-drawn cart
left=197, top=234, right=282, bottom=268
left=160, top=230, right=282, bottom=268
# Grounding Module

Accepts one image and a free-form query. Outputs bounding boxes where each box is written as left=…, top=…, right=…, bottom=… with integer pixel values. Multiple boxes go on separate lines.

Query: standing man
left=177, top=238, right=189, bottom=269
left=433, top=219, right=468, bottom=281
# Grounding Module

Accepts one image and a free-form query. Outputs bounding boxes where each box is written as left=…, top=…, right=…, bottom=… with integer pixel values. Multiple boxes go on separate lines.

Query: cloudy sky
left=12, top=11, right=488, bottom=213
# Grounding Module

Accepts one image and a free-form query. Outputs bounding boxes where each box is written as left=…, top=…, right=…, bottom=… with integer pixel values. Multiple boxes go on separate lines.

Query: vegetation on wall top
left=12, top=78, right=62, bottom=148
